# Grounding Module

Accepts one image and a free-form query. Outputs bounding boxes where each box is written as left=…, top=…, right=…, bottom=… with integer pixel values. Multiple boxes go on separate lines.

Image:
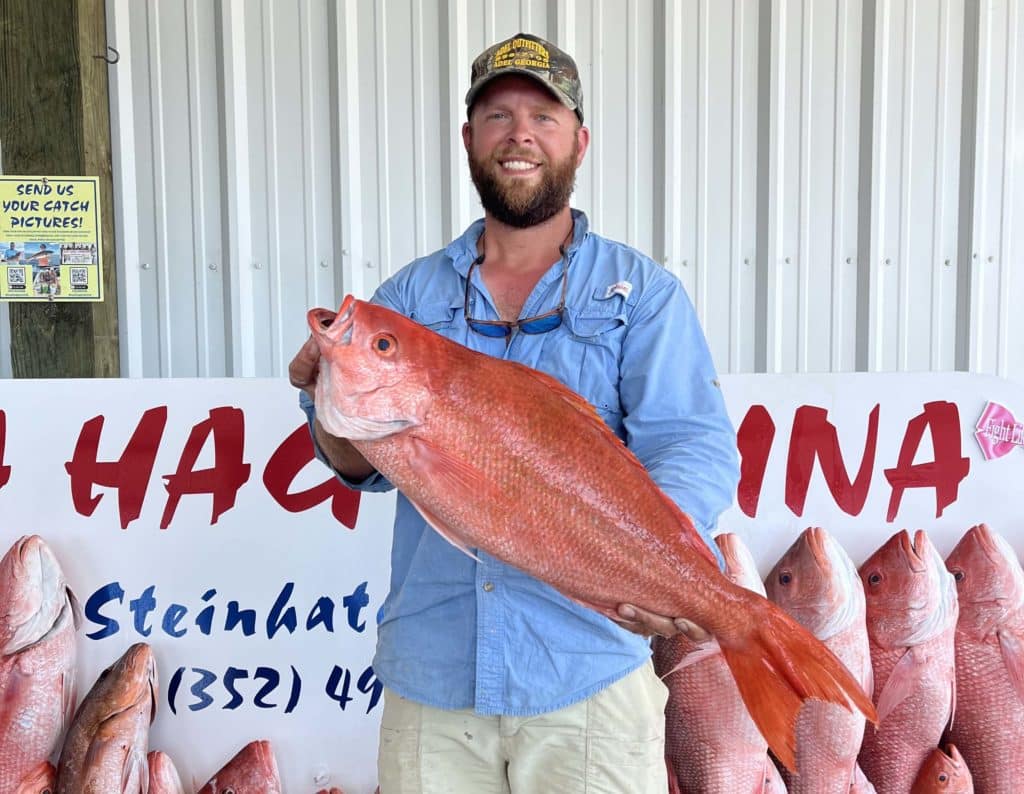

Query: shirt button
left=482, top=582, right=495, bottom=592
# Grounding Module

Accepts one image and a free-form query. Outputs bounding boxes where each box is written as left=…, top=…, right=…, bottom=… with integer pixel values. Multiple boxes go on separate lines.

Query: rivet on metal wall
left=884, top=258, right=892, bottom=266
left=973, top=252, right=978, bottom=259
left=944, top=259, right=951, bottom=267
left=319, top=261, right=328, bottom=269
left=254, top=262, right=263, bottom=270
left=140, top=262, right=151, bottom=270
left=846, top=257, right=853, bottom=264
left=743, top=258, right=750, bottom=265
left=988, top=255, right=994, bottom=263
left=784, top=257, right=791, bottom=264
left=365, top=260, right=374, bottom=269
left=208, top=263, right=217, bottom=271
left=341, top=248, right=349, bottom=256
left=682, top=259, right=689, bottom=267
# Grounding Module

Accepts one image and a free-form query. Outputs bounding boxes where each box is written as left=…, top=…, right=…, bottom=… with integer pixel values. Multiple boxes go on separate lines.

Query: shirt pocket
left=544, top=299, right=629, bottom=422
left=408, top=299, right=461, bottom=339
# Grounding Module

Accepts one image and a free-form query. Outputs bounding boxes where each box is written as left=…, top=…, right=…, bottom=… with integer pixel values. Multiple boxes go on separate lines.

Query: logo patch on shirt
left=604, top=281, right=633, bottom=300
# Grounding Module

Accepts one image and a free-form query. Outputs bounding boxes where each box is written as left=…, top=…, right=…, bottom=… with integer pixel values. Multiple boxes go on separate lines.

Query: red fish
left=653, top=533, right=776, bottom=792
left=309, top=297, right=876, bottom=770
left=0, top=536, right=78, bottom=791
left=944, top=523, right=1024, bottom=792
left=56, top=642, right=157, bottom=794
left=910, top=744, right=973, bottom=793
left=197, top=740, right=282, bottom=794
left=858, top=530, right=958, bottom=793
left=767, top=527, right=872, bottom=793
left=14, top=761, right=56, bottom=794
left=148, top=750, right=186, bottom=794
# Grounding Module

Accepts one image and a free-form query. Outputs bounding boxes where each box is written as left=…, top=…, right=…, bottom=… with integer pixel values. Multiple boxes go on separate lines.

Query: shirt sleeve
left=297, top=277, right=410, bottom=493
left=618, top=275, right=739, bottom=570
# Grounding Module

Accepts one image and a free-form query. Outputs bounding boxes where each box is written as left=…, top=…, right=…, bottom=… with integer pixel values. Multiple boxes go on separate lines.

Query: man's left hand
left=614, top=604, right=711, bottom=642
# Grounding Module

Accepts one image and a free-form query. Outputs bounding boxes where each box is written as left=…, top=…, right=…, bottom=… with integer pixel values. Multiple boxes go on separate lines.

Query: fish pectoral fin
left=998, top=628, right=1024, bottom=705
left=120, top=747, right=146, bottom=793
left=948, top=660, right=957, bottom=731
left=659, top=639, right=722, bottom=680
left=407, top=496, right=481, bottom=562
left=875, top=647, right=922, bottom=724
left=61, top=667, right=77, bottom=735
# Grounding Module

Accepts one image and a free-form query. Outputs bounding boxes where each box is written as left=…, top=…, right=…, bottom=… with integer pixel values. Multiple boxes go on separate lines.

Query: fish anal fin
left=719, top=594, right=877, bottom=773
left=407, top=496, right=481, bottom=563
left=875, top=647, right=922, bottom=724
left=998, top=628, right=1024, bottom=705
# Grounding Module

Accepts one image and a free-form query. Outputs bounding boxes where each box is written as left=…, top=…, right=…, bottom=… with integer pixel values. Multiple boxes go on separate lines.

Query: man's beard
left=468, top=141, right=578, bottom=228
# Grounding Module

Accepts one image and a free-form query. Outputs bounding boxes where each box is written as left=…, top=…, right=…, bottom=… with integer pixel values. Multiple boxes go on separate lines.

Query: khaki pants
left=377, top=661, right=669, bottom=794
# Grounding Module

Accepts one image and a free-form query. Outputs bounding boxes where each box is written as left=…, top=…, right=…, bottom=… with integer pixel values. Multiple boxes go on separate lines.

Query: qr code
left=6, top=268, right=25, bottom=287
left=70, top=267, right=89, bottom=287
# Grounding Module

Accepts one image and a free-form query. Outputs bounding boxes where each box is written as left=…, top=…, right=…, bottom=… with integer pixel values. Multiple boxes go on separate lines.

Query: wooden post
left=0, top=0, right=119, bottom=377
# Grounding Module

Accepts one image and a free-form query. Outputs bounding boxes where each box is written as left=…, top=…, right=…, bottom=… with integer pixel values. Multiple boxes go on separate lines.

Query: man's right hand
left=288, top=335, right=376, bottom=482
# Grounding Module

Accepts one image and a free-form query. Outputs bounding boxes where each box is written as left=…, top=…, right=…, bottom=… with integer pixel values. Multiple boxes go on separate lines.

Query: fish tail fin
left=718, top=602, right=878, bottom=773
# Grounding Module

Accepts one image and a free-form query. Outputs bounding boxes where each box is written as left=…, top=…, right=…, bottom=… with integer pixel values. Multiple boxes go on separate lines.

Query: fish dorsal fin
left=875, top=647, right=923, bottom=724
left=512, top=362, right=718, bottom=568
left=998, top=628, right=1024, bottom=705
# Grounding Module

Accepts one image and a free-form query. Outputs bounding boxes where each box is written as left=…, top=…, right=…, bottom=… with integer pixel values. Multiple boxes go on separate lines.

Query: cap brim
left=465, top=69, right=579, bottom=117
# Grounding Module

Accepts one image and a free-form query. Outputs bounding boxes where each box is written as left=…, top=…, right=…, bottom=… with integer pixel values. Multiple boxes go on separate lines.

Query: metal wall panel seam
left=766, top=0, right=788, bottom=372
left=221, top=0, right=257, bottom=376
left=555, top=0, right=576, bottom=53
left=695, top=0, right=710, bottom=320
left=997, top=0, right=1018, bottom=377
left=300, top=0, right=319, bottom=311
left=0, top=143, right=10, bottom=377
left=446, top=0, right=472, bottom=242
left=969, top=0, right=993, bottom=372
left=590, top=0, right=603, bottom=231
left=867, top=0, right=892, bottom=370
left=146, top=2, right=174, bottom=376
left=520, top=0, right=533, bottom=32
left=896, top=0, right=916, bottom=370
left=929, top=0, right=952, bottom=370
left=412, top=0, right=429, bottom=257
left=374, top=1, right=392, bottom=280
left=336, top=0, right=365, bottom=299
left=830, top=0, right=851, bottom=371
left=798, top=0, right=813, bottom=371
left=484, top=0, right=496, bottom=45
left=186, top=0, right=212, bottom=375
left=260, top=2, right=286, bottom=373
left=728, top=0, right=745, bottom=371
left=627, top=0, right=640, bottom=246
left=107, top=0, right=144, bottom=377
left=662, top=0, right=683, bottom=283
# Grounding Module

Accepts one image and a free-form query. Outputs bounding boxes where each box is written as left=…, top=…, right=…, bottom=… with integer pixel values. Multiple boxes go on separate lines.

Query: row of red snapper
left=0, top=534, right=360, bottom=793
left=655, top=523, right=1018, bottom=794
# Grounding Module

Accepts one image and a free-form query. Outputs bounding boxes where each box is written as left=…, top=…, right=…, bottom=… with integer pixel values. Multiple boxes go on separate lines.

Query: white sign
left=0, top=372, right=1020, bottom=792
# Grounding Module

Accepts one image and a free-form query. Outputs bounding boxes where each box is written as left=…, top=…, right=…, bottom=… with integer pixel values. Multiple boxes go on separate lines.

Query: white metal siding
left=73, top=0, right=1024, bottom=381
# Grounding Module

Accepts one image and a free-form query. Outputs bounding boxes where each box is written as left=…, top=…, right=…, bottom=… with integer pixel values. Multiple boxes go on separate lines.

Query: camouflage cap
left=466, top=33, right=584, bottom=123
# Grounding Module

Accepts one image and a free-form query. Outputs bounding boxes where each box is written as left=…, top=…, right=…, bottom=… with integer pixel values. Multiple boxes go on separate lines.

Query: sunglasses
left=464, top=244, right=569, bottom=338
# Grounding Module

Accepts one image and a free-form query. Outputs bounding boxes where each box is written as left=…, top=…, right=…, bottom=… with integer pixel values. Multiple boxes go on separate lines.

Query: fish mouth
left=966, top=522, right=1001, bottom=565
left=307, top=294, right=356, bottom=346
left=5, top=536, right=68, bottom=655
left=803, top=527, right=833, bottom=574
left=944, top=743, right=965, bottom=765
left=899, top=530, right=929, bottom=573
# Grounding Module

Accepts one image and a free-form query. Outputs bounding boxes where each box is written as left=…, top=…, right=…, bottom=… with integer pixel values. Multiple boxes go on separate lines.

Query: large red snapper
left=653, top=533, right=776, bottom=792
left=55, top=642, right=157, bottom=794
left=944, top=523, right=1024, bottom=793
left=0, top=536, right=78, bottom=791
left=197, top=740, right=282, bottom=794
left=857, top=530, right=958, bottom=793
left=910, top=744, right=973, bottom=793
left=149, top=750, right=186, bottom=794
left=309, top=296, right=876, bottom=769
left=766, top=527, right=872, bottom=793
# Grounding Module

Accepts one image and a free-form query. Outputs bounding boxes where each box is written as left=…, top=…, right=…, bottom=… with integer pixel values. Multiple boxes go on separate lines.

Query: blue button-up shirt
left=300, top=210, right=738, bottom=716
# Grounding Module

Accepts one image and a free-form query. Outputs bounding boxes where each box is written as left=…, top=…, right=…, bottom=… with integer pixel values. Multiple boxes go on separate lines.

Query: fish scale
left=311, top=296, right=877, bottom=771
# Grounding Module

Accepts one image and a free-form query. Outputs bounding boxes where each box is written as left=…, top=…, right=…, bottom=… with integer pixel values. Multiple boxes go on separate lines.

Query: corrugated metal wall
left=93, top=0, right=1022, bottom=381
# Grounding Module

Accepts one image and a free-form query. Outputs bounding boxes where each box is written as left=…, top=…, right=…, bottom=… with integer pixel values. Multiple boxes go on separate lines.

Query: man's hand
left=288, top=334, right=322, bottom=400
left=615, top=603, right=712, bottom=642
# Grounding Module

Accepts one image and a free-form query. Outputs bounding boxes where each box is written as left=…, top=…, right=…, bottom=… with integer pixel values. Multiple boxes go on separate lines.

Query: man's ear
left=575, top=125, right=591, bottom=167
left=462, top=121, right=472, bottom=153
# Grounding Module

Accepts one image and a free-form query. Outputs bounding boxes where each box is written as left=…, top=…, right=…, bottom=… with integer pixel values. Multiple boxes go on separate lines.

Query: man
left=289, top=33, right=738, bottom=793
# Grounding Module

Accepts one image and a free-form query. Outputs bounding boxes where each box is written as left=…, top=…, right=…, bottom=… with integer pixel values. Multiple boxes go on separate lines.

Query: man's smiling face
left=463, top=75, right=589, bottom=228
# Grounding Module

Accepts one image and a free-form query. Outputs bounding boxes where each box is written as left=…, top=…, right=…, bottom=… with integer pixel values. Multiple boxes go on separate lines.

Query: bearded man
left=290, top=33, right=738, bottom=793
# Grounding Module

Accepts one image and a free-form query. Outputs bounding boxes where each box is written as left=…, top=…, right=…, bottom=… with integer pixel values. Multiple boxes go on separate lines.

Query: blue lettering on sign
left=82, top=581, right=373, bottom=640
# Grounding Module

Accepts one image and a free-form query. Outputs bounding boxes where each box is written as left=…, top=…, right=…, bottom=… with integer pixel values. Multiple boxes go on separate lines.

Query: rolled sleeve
left=619, top=277, right=739, bottom=569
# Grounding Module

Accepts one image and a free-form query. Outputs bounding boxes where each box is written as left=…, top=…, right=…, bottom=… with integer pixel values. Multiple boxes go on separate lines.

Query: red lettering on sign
left=786, top=404, right=880, bottom=517
left=64, top=408, right=168, bottom=529
left=263, top=425, right=360, bottom=528
left=884, top=401, right=970, bottom=521
left=736, top=406, right=775, bottom=517
left=0, top=411, right=11, bottom=490
left=160, top=407, right=252, bottom=529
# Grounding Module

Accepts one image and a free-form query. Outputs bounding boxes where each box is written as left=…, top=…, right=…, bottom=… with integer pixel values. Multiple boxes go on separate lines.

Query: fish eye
left=778, top=571, right=793, bottom=586
left=372, top=333, right=397, bottom=356
left=867, top=572, right=882, bottom=586
left=938, top=773, right=948, bottom=782
left=952, top=569, right=965, bottom=582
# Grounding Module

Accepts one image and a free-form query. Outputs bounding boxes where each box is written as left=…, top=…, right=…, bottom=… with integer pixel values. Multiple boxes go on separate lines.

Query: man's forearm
left=313, top=418, right=377, bottom=482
